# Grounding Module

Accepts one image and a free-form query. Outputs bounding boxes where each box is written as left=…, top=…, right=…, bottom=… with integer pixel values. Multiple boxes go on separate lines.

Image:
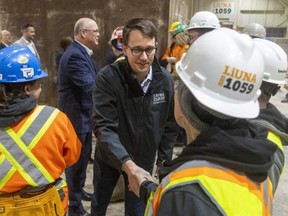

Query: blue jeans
left=65, top=131, right=92, bottom=210
left=91, top=150, right=146, bottom=216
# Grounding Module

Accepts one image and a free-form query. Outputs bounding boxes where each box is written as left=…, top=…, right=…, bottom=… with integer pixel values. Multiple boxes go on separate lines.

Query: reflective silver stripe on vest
left=0, top=106, right=56, bottom=186
left=21, top=106, right=56, bottom=146
left=0, top=159, right=12, bottom=180
left=263, top=180, right=269, bottom=207
left=161, top=160, right=242, bottom=187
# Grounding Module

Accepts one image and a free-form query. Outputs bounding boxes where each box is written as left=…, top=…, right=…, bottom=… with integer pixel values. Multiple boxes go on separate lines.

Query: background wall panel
left=0, top=0, right=170, bottom=106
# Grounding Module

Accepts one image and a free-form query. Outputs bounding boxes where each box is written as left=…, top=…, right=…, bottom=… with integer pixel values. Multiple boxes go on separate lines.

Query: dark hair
left=60, top=36, right=73, bottom=51
left=122, top=18, right=157, bottom=45
left=0, top=80, right=36, bottom=107
left=21, top=23, right=34, bottom=32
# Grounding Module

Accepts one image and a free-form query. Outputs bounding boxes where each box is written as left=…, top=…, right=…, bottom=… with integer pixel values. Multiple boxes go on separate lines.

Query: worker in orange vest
left=160, top=22, right=189, bottom=79
left=0, top=46, right=81, bottom=215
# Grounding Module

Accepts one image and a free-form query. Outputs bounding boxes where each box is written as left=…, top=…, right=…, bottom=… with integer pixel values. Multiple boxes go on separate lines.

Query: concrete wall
left=0, top=0, right=170, bottom=106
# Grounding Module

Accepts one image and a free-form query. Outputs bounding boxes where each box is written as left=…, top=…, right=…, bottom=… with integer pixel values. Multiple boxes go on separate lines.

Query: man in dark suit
left=0, top=30, right=12, bottom=50
left=57, top=17, right=99, bottom=216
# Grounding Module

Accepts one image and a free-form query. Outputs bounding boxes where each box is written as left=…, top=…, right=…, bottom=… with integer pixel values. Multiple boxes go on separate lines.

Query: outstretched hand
left=122, top=160, right=153, bottom=197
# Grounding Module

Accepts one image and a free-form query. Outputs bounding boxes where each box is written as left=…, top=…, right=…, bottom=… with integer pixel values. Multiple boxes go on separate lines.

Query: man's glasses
left=81, top=29, right=99, bottom=34
left=185, top=32, right=199, bottom=40
left=126, top=45, right=156, bottom=57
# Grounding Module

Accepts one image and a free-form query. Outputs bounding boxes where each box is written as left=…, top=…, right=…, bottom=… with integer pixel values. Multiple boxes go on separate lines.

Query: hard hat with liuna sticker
left=242, top=23, right=266, bottom=39
left=0, top=46, right=47, bottom=83
left=172, top=23, right=187, bottom=36
left=186, top=11, right=220, bottom=31
left=176, top=28, right=264, bottom=119
left=169, top=21, right=181, bottom=33
left=254, top=38, right=287, bottom=84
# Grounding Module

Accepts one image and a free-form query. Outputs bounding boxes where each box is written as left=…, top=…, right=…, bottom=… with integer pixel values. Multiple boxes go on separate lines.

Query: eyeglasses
left=81, top=29, right=100, bottom=34
left=185, top=32, right=199, bottom=40
left=125, top=45, right=156, bottom=57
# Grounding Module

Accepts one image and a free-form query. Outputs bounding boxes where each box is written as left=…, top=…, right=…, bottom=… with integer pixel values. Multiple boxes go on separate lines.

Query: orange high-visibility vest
left=161, top=44, right=189, bottom=76
left=0, top=105, right=80, bottom=194
left=145, top=160, right=273, bottom=216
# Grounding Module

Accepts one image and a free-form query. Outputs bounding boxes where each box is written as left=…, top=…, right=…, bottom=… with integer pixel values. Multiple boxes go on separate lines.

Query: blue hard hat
left=0, top=46, right=47, bottom=83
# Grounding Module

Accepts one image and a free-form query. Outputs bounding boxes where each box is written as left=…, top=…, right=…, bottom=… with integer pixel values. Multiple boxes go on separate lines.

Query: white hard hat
left=186, top=11, right=220, bottom=31
left=108, top=26, right=123, bottom=45
left=254, top=38, right=287, bottom=84
left=242, top=23, right=266, bottom=39
left=176, top=28, right=264, bottom=119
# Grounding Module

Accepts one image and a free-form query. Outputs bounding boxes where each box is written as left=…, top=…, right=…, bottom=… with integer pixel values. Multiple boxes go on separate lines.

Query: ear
left=122, top=44, right=127, bottom=55
left=24, top=84, right=31, bottom=95
left=80, top=30, right=86, bottom=39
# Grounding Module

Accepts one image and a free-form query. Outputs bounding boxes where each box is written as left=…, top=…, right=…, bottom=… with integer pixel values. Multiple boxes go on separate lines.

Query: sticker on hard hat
left=218, top=65, right=256, bottom=94
left=21, top=67, right=34, bottom=78
left=278, top=69, right=287, bottom=74
left=17, top=56, right=29, bottom=64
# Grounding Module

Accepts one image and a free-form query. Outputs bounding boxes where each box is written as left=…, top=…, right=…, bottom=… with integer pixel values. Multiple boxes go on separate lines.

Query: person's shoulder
left=0, top=43, right=6, bottom=49
left=157, top=64, right=174, bottom=81
left=98, top=63, right=118, bottom=77
left=65, top=41, right=79, bottom=52
left=61, top=42, right=83, bottom=58
left=39, top=105, right=58, bottom=112
left=13, top=38, right=22, bottom=45
left=97, top=62, right=124, bottom=83
left=41, top=105, right=70, bottom=120
left=159, top=66, right=170, bottom=75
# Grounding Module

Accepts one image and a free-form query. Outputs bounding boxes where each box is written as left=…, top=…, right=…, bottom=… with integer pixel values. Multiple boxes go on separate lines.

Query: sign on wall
left=212, top=2, right=234, bottom=15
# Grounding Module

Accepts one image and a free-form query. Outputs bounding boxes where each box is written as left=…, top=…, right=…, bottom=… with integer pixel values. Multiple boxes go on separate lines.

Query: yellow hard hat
left=169, top=21, right=181, bottom=32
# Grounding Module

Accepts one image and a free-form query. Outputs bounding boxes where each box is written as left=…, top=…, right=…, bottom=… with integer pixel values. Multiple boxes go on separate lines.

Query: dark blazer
left=57, top=41, right=97, bottom=133
left=0, top=43, right=8, bottom=50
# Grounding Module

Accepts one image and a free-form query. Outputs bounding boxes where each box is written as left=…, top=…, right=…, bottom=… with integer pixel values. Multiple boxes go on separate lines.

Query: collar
left=141, top=66, right=153, bottom=83
left=140, top=66, right=153, bottom=93
left=132, top=66, right=153, bottom=82
left=21, top=37, right=32, bottom=44
left=75, top=39, right=93, bottom=56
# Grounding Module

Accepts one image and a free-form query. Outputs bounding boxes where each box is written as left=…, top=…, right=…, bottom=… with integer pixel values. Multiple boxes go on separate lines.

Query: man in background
left=14, top=23, right=40, bottom=60
left=0, top=30, right=12, bottom=49
left=57, top=17, right=99, bottom=216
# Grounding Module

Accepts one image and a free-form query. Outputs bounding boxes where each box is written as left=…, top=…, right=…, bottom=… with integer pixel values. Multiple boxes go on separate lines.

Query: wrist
left=122, top=160, right=136, bottom=175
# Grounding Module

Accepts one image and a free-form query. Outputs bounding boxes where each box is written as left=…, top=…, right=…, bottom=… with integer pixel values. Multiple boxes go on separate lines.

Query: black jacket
left=140, top=119, right=277, bottom=216
left=93, top=57, right=178, bottom=171
left=0, top=42, right=8, bottom=50
left=251, top=102, right=288, bottom=193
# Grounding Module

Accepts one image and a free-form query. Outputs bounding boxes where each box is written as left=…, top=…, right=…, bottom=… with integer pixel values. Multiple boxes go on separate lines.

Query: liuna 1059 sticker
left=218, top=65, right=256, bottom=94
